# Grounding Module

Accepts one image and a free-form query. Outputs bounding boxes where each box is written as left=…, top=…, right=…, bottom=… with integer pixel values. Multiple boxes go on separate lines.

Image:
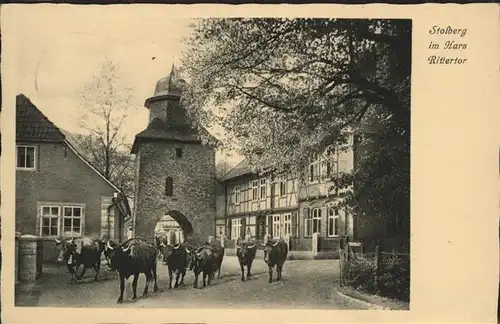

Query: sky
left=7, top=6, right=243, bottom=167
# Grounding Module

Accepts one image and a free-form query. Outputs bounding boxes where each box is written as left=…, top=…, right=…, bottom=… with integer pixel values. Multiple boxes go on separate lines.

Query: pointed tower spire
left=168, top=62, right=176, bottom=92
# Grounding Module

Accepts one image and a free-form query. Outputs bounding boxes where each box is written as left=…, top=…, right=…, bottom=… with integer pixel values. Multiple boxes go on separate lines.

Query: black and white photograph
left=10, top=7, right=411, bottom=311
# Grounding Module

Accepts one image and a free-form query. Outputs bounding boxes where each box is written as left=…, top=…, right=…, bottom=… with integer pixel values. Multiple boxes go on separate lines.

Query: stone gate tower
left=131, top=65, right=216, bottom=245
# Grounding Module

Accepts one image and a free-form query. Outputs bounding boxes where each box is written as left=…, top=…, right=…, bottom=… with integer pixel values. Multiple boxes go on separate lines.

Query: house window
left=328, top=207, right=340, bottom=237
left=256, top=215, right=266, bottom=239
left=308, top=154, right=320, bottom=183
left=266, top=215, right=273, bottom=237
left=272, top=215, right=281, bottom=238
left=165, top=177, right=173, bottom=196
left=283, top=214, right=291, bottom=237
left=304, top=208, right=312, bottom=237
left=240, top=217, right=247, bottom=238
left=40, top=205, right=60, bottom=237
left=325, top=146, right=339, bottom=180
left=63, top=206, right=83, bottom=237
left=279, top=176, right=286, bottom=197
left=234, top=185, right=241, bottom=204
left=176, top=148, right=183, bottom=158
left=218, top=226, right=225, bottom=237
left=231, top=218, right=242, bottom=240
left=260, top=178, right=266, bottom=199
left=16, top=145, right=36, bottom=170
left=312, top=208, right=322, bottom=234
left=251, top=180, right=258, bottom=201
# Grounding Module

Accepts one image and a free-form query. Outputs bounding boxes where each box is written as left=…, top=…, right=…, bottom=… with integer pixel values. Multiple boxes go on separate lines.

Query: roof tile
left=16, top=94, right=65, bottom=143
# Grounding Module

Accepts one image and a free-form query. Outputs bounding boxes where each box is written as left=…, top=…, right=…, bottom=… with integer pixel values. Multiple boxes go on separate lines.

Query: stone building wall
left=134, top=141, right=216, bottom=244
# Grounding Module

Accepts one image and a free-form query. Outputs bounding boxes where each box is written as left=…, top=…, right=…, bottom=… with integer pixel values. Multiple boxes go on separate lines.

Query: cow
left=188, top=245, right=215, bottom=289
left=203, top=241, right=225, bottom=280
left=158, top=239, right=191, bottom=289
left=261, top=239, right=288, bottom=283
left=104, top=239, right=159, bottom=303
left=54, top=237, right=105, bottom=283
left=235, top=239, right=257, bottom=281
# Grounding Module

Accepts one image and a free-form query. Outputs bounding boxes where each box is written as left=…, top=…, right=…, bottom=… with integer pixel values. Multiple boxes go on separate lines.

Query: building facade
left=15, top=94, right=131, bottom=262
left=131, top=66, right=216, bottom=245
left=218, top=136, right=358, bottom=253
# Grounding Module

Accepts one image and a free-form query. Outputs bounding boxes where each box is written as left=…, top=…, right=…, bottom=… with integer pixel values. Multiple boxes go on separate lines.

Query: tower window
left=165, top=177, right=173, bottom=196
left=176, top=148, right=183, bottom=158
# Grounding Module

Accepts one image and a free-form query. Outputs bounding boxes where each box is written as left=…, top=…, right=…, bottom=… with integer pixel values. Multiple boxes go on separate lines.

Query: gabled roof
left=16, top=94, right=65, bottom=143
left=219, top=159, right=253, bottom=182
left=16, top=93, right=124, bottom=195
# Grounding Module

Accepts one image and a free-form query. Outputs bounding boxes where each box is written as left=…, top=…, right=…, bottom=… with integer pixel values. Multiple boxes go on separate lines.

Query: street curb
left=334, top=288, right=388, bottom=310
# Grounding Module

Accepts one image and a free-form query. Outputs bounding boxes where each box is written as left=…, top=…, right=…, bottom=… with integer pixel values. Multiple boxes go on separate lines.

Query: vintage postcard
left=0, top=3, right=498, bottom=324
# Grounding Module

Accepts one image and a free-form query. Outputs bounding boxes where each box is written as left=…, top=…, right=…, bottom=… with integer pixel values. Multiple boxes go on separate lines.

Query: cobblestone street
left=23, top=257, right=370, bottom=309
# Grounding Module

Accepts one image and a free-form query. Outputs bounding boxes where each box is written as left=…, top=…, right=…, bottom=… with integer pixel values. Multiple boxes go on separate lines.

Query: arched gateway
left=130, top=64, right=216, bottom=245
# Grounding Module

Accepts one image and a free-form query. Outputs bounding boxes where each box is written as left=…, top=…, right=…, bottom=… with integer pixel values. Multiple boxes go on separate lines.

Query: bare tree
left=76, top=59, right=136, bottom=198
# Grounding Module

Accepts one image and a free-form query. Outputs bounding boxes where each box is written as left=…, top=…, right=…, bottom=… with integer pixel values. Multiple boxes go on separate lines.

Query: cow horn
left=186, top=248, right=191, bottom=253
left=70, top=237, right=75, bottom=244
left=122, top=244, right=131, bottom=252
left=247, top=244, right=255, bottom=249
left=160, top=242, right=166, bottom=247
left=54, top=238, right=61, bottom=244
left=261, top=242, right=266, bottom=246
left=106, top=241, right=114, bottom=250
left=272, top=241, right=279, bottom=247
left=236, top=244, right=241, bottom=249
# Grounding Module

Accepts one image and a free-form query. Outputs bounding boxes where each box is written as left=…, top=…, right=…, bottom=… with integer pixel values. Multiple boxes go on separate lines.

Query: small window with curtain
left=16, top=145, right=37, bottom=170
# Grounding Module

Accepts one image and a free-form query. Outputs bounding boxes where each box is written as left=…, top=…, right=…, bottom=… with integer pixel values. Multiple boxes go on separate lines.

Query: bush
left=342, top=256, right=376, bottom=293
left=341, top=253, right=410, bottom=302
left=378, top=254, right=410, bottom=302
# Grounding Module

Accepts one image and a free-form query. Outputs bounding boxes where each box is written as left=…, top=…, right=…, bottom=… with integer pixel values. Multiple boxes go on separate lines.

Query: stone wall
left=134, top=141, right=216, bottom=244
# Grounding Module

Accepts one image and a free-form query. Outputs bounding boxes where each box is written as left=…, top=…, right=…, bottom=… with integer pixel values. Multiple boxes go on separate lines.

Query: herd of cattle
left=53, top=235, right=289, bottom=304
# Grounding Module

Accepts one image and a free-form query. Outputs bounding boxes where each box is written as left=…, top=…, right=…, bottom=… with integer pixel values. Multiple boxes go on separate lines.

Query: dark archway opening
left=154, top=210, right=193, bottom=245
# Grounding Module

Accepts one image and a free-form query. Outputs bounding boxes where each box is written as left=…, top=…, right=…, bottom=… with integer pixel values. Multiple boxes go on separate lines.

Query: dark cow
left=54, top=237, right=105, bottom=283
left=204, top=241, right=224, bottom=280
left=188, top=246, right=215, bottom=288
left=236, top=240, right=257, bottom=281
left=104, top=239, right=159, bottom=303
left=261, top=239, right=288, bottom=283
left=158, top=239, right=191, bottom=289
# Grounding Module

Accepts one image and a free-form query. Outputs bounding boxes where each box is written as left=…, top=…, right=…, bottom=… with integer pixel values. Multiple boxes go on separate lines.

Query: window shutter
left=336, top=207, right=344, bottom=236
left=267, top=215, right=273, bottom=237
left=318, top=208, right=322, bottom=234
left=240, top=217, right=247, bottom=238
left=303, top=208, right=310, bottom=237
left=226, top=218, right=232, bottom=239
left=292, top=212, right=298, bottom=237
